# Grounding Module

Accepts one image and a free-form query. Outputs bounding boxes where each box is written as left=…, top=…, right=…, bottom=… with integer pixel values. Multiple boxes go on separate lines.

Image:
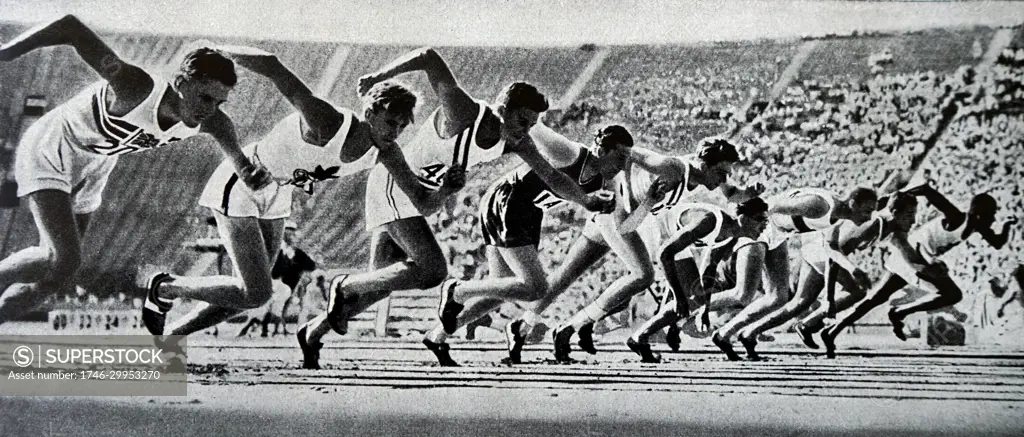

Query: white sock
left=573, top=304, right=602, bottom=327
left=426, top=326, right=449, bottom=344
left=522, top=310, right=540, bottom=326
left=569, top=307, right=600, bottom=330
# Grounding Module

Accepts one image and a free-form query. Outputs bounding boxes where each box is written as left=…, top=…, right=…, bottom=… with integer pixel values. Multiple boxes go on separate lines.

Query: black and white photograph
left=0, top=0, right=1022, bottom=435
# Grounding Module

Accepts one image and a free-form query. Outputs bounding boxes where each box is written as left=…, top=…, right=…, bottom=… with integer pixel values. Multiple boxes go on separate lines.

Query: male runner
left=703, top=187, right=877, bottom=356
left=0, top=16, right=269, bottom=325
left=629, top=198, right=770, bottom=362
left=821, top=187, right=1017, bottom=358
left=503, top=138, right=759, bottom=363
left=298, top=48, right=614, bottom=369
left=139, top=46, right=459, bottom=344
left=731, top=194, right=909, bottom=359
left=760, top=187, right=879, bottom=297
left=423, top=123, right=628, bottom=366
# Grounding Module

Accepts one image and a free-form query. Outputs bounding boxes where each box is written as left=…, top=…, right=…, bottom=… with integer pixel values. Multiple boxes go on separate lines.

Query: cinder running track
left=2, top=334, right=1023, bottom=437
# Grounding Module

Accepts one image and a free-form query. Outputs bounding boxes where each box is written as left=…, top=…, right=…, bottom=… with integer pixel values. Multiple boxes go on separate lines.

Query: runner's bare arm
left=0, top=15, right=149, bottom=95
left=375, top=140, right=463, bottom=215
left=201, top=110, right=272, bottom=190
left=357, top=47, right=477, bottom=126
left=719, top=180, right=766, bottom=203
left=659, top=214, right=717, bottom=265
left=529, top=122, right=588, bottom=166
left=610, top=173, right=632, bottom=226
left=507, top=136, right=613, bottom=213
left=217, top=45, right=340, bottom=134
left=628, top=148, right=684, bottom=182
left=767, top=194, right=830, bottom=219
left=838, top=217, right=886, bottom=253
left=732, top=241, right=767, bottom=300
left=824, top=225, right=872, bottom=292
left=877, top=167, right=918, bottom=198
left=978, top=217, right=1018, bottom=249
left=903, top=184, right=965, bottom=230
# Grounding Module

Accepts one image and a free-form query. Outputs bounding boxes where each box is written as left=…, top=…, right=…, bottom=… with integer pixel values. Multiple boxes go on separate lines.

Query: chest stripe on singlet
left=221, top=174, right=240, bottom=215
left=450, top=113, right=477, bottom=170
left=451, top=131, right=464, bottom=168
left=91, top=93, right=133, bottom=145
left=96, top=86, right=141, bottom=136
left=386, top=172, right=400, bottom=218
left=88, top=84, right=184, bottom=155
left=462, top=120, right=476, bottom=169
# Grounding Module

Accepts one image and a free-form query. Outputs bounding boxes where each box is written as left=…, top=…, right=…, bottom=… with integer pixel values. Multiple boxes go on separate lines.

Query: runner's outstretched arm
left=903, top=184, right=964, bottom=230
left=218, top=45, right=340, bottom=133
left=0, top=15, right=149, bottom=95
left=375, top=140, right=464, bottom=215
left=978, top=218, right=1018, bottom=249
left=507, top=137, right=614, bottom=213
left=767, top=194, right=831, bottom=218
left=201, top=110, right=272, bottom=190
left=357, top=47, right=477, bottom=124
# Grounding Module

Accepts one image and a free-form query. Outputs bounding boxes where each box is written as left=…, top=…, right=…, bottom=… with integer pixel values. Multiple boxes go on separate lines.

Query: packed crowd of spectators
left=552, top=44, right=790, bottom=149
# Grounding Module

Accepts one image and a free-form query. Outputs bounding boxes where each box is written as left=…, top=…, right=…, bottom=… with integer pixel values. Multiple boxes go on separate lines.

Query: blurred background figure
left=237, top=220, right=317, bottom=337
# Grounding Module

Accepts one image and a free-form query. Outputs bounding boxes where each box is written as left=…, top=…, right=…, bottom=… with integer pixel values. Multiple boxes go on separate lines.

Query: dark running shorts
left=479, top=179, right=544, bottom=248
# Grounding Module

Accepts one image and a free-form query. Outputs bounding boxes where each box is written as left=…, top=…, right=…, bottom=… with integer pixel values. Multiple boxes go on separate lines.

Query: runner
left=300, top=47, right=614, bottom=369
left=822, top=187, right=1017, bottom=358
left=422, top=122, right=626, bottom=366
left=138, top=46, right=459, bottom=345
left=0, top=16, right=270, bottom=326
left=629, top=198, right=770, bottom=362
left=504, top=138, right=761, bottom=363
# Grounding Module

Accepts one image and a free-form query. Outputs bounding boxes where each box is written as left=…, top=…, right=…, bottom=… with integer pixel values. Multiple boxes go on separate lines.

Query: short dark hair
left=736, top=197, right=768, bottom=218
left=848, top=187, right=878, bottom=206
left=178, top=47, right=237, bottom=87
left=890, top=191, right=918, bottom=212
left=595, top=125, right=633, bottom=149
left=698, top=138, right=740, bottom=166
left=498, top=82, right=549, bottom=113
left=969, top=193, right=997, bottom=217
left=362, top=80, right=418, bottom=121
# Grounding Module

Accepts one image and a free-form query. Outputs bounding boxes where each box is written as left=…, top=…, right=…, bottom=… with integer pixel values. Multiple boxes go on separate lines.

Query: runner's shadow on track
left=501, top=357, right=589, bottom=366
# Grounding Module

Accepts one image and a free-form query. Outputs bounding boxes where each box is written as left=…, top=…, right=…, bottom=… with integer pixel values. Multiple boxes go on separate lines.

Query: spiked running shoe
left=552, top=325, right=575, bottom=362
left=577, top=322, right=598, bottom=355
left=326, top=274, right=352, bottom=335
left=505, top=319, right=527, bottom=364
left=794, top=322, right=819, bottom=349
left=142, top=272, right=173, bottom=335
left=626, top=338, right=661, bottom=363
left=666, top=323, right=682, bottom=352
left=888, top=308, right=907, bottom=341
left=423, top=338, right=460, bottom=367
left=296, top=325, right=322, bottom=370
left=821, top=326, right=838, bottom=359
left=711, top=332, right=742, bottom=361
left=737, top=333, right=761, bottom=361
left=437, top=280, right=464, bottom=335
